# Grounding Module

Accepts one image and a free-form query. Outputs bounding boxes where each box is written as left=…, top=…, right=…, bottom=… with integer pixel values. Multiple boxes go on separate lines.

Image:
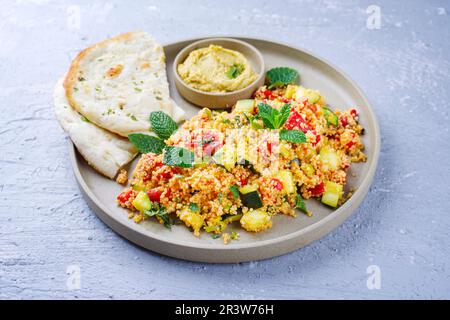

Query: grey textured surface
left=0, top=0, right=449, bottom=299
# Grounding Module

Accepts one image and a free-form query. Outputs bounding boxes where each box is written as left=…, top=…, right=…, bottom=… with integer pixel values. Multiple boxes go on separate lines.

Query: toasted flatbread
left=54, top=78, right=137, bottom=179
left=64, top=31, right=185, bottom=137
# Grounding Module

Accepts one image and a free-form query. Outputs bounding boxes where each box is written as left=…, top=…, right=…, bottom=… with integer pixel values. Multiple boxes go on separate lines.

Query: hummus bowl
left=173, top=38, right=265, bottom=108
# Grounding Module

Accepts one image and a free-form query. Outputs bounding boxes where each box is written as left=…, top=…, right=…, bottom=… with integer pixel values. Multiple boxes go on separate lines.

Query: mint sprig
left=163, top=146, right=194, bottom=168
left=150, top=111, right=178, bottom=140
left=257, top=103, right=291, bottom=129
left=128, top=133, right=166, bottom=154
left=266, top=67, right=299, bottom=89
left=280, top=129, right=307, bottom=143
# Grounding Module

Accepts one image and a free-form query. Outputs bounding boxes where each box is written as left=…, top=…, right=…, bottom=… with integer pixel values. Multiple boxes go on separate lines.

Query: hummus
left=177, top=45, right=258, bottom=93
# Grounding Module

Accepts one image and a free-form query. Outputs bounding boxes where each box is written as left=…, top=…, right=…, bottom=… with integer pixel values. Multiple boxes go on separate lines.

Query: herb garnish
left=150, top=111, right=178, bottom=140
left=229, top=185, right=239, bottom=200
left=295, top=194, right=309, bottom=215
left=189, top=203, right=200, bottom=212
left=266, top=67, right=299, bottom=89
left=257, top=103, right=291, bottom=129
left=226, top=63, right=245, bottom=79
left=144, top=203, right=172, bottom=229
left=128, top=134, right=166, bottom=154
left=280, top=129, right=307, bottom=143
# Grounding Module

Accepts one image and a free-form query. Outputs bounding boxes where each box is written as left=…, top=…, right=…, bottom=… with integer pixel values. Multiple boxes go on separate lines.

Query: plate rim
left=68, top=36, right=380, bottom=257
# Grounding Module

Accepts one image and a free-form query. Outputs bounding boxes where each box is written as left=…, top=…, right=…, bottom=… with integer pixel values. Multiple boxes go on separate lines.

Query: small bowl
left=173, top=38, right=265, bottom=109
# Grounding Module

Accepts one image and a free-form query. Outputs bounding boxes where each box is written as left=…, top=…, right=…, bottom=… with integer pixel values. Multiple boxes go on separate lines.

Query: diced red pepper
left=147, top=188, right=163, bottom=202
left=117, top=189, right=133, bottom=204
left=308, top=182, right=325, bottom=196
left=271, top=178, right=283, bottom=191
left=266, top=141, right=272, bottom=154
left=340, top=116, right=348, bottom=127
left=263, top=89, right=274, bottom=99
left=311, top=131, right=321, bottom=146
left=285, top=110, right=312, bottom=133
left=240, top=177, right=248, bottom=186
left=350, top=109, right=358, bottom=117
left=345, top=141, right=356, bottom=150
left=156, top=171, right=173, bottom=180
left=172, top=167, right=182, bottom=174
left=154, top=162, right=163, bottom=169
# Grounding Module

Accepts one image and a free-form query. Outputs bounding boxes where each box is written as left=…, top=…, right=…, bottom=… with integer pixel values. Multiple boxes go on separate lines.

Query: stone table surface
left=1, top=0, right=449, bottom=300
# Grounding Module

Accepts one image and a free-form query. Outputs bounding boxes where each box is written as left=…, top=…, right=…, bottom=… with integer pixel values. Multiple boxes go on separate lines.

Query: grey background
left=1, top=0, right=449, bottom=299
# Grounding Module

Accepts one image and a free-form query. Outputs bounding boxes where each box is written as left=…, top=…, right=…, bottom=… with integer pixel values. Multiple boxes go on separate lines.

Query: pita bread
left=64, top=31, right=185, bottom=137
left=54, top=78, right=137, bottom=179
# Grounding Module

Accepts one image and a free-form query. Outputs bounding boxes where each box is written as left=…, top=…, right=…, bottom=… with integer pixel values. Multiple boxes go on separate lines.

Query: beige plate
left=69, top=37, right=380, bottom=263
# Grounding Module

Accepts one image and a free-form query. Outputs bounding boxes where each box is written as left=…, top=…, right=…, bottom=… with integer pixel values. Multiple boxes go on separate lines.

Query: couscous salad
left=117, top=67, right=366, bottom=242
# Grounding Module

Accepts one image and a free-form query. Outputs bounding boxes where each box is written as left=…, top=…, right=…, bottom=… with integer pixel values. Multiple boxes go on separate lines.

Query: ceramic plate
left=69, top=37, right=380, bottom=263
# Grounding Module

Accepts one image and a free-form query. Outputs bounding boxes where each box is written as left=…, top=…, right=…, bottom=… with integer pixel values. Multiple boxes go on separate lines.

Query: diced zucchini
left=132, top=182, right=146, bottom=191
left=223, top=213, right=243, bottom=224
left=275, top=170, right=296, bottom=194
left=240, top=209, right=272, bottom=232
left=234, top=99, right=255, bottom=113
left=301, top=163, right=315, bottom=177
left=202, top=108, right=213, bottom=119
left=213, top=144, right=236, bottom=171
left=179, top=206, right=204, bottom=235
left=294, top=86, right=321, bottom=104
left=321, top=181, right=344, bottom=208
left=239, top=184, right=263, bottom=209
left=239, top=184, right=258, bottom=194
left=320, top=146, right=340, bottom=171
left=132, top=191, right=151, bottom=212
left=284, top=85, right=298, bottom=99
left=323, top=107, right=338, bottom=126
left=279, top=142, right=291, bottom=158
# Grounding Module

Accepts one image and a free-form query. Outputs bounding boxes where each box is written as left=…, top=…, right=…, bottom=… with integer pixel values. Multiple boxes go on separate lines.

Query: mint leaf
left=229, top=185, right=239, bottom=200
left=295, top=194, right=308, bottom=214
left=128, top=134, right=166, bottom=154
left=150, top=111, right=178, bottom=140
left=278, top=103, right=292, bottom=127
left=226, top=64, right=244, bottom=79
left=163, top=146, right=194, bottom=168
left=280, top=129, right=307, bottom=143
left=257, top=103, right=291, bottom=129
left=189, top=203, right=200, bottom=212
left=211, top=234, right=221, bottom=239
left=257, top=103, right=278, bottom=129
left=266, top=67, right=299, bottom=89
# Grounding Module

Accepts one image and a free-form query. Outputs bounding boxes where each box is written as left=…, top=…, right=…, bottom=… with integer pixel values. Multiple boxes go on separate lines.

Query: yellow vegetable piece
left=179, top=206, right=204, bottom=236
left=276, top=170, right=296, bottom=194
left=284, top=84, right=298, bottom=99
left=132, top=191, right=151, bottom=213
left=320, top=146, right=340, bottom=171
left=240, top=209, right=272, bottom=232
